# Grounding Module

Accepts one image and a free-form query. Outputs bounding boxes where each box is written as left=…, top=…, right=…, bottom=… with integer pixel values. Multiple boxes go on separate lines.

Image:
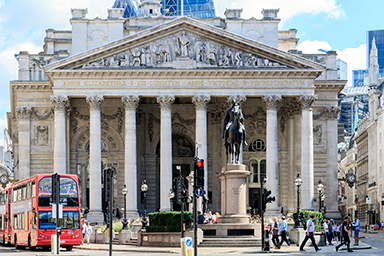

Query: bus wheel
left=66, top=245, right=73, bottom=251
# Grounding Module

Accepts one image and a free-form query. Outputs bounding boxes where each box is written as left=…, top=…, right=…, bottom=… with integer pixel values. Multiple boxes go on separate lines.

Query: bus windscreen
left=38, top=177, right=79, bottom=207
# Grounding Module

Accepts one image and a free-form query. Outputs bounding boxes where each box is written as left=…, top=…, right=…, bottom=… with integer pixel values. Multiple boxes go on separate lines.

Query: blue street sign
left=195, top=188, right=203, bottom=197
left=186, top=238, right=192, bottom=247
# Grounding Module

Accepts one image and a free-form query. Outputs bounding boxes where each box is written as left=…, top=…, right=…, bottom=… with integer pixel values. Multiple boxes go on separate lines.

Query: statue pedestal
left=216, top=164, right=251, bottom=224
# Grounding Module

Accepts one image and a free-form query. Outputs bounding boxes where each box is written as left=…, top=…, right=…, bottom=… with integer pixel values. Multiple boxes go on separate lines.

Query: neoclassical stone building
left=7, top=2, right=345, bottom=222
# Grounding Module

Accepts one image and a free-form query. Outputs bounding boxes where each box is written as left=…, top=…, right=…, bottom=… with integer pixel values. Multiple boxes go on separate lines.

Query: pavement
left=73, top=240, right=372, bottom=254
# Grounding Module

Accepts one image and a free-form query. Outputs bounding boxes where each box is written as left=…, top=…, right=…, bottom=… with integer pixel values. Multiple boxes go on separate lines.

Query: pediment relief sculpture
left=79, top=30, right=287, bottom=70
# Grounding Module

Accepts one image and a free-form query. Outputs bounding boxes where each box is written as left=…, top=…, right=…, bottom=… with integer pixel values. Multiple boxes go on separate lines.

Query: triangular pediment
left=45, top=17, right=325, bottom=72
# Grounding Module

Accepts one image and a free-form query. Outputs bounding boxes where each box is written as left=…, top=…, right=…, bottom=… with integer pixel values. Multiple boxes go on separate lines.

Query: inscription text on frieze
left=60, top=79, right=307, bottom=87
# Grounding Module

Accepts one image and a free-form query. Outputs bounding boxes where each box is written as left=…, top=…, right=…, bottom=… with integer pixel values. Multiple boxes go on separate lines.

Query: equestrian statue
left=222, top=101, right=247, bottom=164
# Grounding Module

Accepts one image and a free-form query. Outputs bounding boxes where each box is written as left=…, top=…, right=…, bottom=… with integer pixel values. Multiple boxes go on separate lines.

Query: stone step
left=199, top=237, right=261, bottom=247
left=123, top=239, right=138, bottom=246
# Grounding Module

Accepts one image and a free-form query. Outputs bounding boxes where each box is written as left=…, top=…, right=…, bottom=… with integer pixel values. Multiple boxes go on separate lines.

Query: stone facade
left=7, top=5, right=345, bottom=222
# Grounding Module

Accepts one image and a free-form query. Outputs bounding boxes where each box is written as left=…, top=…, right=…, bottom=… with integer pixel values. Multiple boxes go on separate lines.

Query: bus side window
left=32, top=181, right=36, bottom=198
left=27, top=182, right=31, bottom=199
left=0, top=215, right=2, bottom=230
left=13, top=214, right=17, bottom=230
left=32, top=211, right=37, bottom=229
left=4, top=215, right=7, bottom=229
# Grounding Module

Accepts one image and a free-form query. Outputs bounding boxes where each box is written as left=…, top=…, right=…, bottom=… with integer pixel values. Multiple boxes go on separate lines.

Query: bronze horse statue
left=222, top=101, right=247, bottom=164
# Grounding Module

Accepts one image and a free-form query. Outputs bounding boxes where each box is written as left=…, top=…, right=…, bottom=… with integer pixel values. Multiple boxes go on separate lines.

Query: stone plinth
left=216, top=164, right=251, bottom=224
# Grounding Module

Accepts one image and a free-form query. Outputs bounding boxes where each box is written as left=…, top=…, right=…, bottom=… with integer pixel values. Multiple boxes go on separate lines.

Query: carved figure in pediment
left=227, top=48, right=235, bottom=66
left=109, top=55, right=119, bottom=67
left=35, top=125, right=48, bottom=145
left=153, top=43, right=162, bottom=64
left=130, top=49, right=141, bottom=66
left=178, top=30, right=191, bottom=58
left=207, top=45, right=217, bottom=65
left=120, top=53, right=130, bottom=67
left=198, top=43, right=206, bottom=63
left=219, top=46, right=229, bottom=66
left=161, top=41, right=170, bottom=62
left=141, top=46, right=151, bottom=66
left=173, top=37, right=181, bottom=57
left=235, top=51, right=243, bottom=66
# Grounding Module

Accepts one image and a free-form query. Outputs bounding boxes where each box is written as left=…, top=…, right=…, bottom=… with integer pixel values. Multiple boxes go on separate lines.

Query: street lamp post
left=294, top=173, right=303, bottom=228
left=141, top=180, right=149, bottom=228
left=317, top=180, right=325, bottom=231
left=122, top=185, right=128, bottom=230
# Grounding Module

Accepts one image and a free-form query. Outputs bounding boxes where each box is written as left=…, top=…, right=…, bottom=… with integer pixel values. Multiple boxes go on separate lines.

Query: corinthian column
left=300, top=94, right=316, bottom=211
left=86, top=95, right=104, bottom=222
left=122, top=95, right=140, bottom=217
left=157, top=95, right=175, bottom=212
left=192, top=95, right=211, bottom=190
left=51, top=95, right=69, bottom=175
left=264, top=95, right=281, bottom=214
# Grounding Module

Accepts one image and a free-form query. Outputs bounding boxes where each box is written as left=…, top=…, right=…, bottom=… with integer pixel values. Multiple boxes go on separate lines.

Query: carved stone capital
left=157, top=95, right=175, bottom=110
left=228, top=95, right=247, bottom=105
left=299, top=95, right=317, bottom=110
left=192, top=95, right=211, bottom=110
left=263, top=95, right=282, bottom=110
left=51, top=95, right=69, bottom=111
left=16, top=107, right=32, bottom=120
left=86, top=95, right=104, bottom=110
left=122, top=95, right=140, bottom=111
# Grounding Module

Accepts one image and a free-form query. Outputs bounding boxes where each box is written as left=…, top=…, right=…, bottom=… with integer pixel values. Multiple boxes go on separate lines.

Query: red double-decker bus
left=6, top=174, right=81, bottom=251
left=0, top=187, right=10, bottom=245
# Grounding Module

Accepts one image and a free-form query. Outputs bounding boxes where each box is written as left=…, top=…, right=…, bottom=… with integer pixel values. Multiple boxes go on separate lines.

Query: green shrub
left=293, top=211, right=323, bottom=232
left=146, top=211, right=193, bottom=232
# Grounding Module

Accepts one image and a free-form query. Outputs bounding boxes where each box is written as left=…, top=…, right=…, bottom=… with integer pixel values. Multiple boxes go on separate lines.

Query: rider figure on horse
left=222, top=100, right=247, bottom=146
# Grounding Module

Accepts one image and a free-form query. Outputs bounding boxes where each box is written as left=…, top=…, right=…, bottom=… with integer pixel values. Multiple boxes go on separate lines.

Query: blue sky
left=0, top=0, right=382, bottom=145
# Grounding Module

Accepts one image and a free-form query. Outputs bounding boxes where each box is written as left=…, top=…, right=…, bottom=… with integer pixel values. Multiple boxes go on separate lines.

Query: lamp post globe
left=294, top=173, right=302, bottom=228
left=141, top=180, right=148, bottom=228
left=122, top=185, right=128, bottom=230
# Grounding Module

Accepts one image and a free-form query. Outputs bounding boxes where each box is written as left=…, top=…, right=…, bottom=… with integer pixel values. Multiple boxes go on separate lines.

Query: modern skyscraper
left=113, top=0, right=216, bottom=18
left=367, top=30, right=384, bottom=77
left=352, top=69, right=368, bottom=87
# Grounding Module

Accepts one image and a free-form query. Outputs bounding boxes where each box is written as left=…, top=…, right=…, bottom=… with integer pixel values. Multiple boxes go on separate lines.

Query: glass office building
left=112, top=0, right=141, bottom=17
left=161, top=0, right=216, bottom=18
left=113, top=0, right=216, bottom=18
left=352, top=69, right=368, bottom=87
left=367, top=30, right=384, bottom=77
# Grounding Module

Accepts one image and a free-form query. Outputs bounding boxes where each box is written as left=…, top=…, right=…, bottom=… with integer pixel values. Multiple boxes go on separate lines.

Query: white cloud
left=337, top=44, right=367, bottom=87
left=216, top=0, right=345, bottom=24
left=297, top=40, right=367, bottom=87
left=297, top=40, right=332, bottom=54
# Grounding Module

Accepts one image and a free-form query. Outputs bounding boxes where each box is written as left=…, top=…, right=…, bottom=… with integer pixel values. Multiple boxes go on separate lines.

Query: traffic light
left=175, top=177, right=183, bottom=205
left=194, top=158, right=204, bottom=188
left=104, top=168, right=112, bottom=201
left=262, top=188, right=275, bottom=211
left=181, top=189, right=189, bottom=203
left=52, top=173, right=60, bottom=204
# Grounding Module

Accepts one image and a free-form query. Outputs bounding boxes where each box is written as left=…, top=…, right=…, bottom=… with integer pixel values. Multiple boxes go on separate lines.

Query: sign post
left=52, top=173, right=60, bottom=255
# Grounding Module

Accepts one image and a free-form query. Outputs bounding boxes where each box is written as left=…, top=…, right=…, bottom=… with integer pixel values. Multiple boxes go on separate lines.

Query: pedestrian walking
left=279, top=216, right=290, bottom=247
left=271, top=217, right=280, bottom=249
left=81, top=220, right=87, bottom=245
left=335, top=216, right=353, bottom=252
left=86, top=222, right=92, bottom=245
left=324, top=220, right=330, bottom=245
left=299, top=215, right=321, bottom=252
left=336, top=223, right=341, bottom=241
left=352, top=215, right=360, bottom=246
left=327, top=219, right=334, bottom=245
